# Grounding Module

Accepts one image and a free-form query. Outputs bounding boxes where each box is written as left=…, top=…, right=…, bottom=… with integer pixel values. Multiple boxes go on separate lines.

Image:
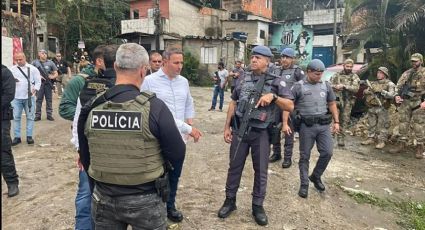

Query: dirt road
left=2, top=87, right=424, bottom=230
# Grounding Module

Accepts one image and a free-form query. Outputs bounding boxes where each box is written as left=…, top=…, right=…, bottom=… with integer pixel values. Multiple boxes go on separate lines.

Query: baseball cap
left=344, top=58, right=354, bottom=65
left=280, top=48, right=296, bottom=58
left=411, top=53, right=423, bottom=62
left=307, top=59, right=325, bottom=72
left=251, top=45, right=273, bottom=58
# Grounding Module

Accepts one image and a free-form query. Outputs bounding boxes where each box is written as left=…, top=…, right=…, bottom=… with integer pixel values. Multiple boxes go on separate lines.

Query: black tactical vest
left=236, top=72, right=277, bottom=129
left=80, top=77, right=115, bottom=107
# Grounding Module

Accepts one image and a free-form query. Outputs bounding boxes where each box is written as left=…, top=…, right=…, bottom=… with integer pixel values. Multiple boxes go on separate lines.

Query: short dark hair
left=91, top=44, right=118, bottom=68
left=162, top=47, right=183, bottom=60
left=149, top=50, right=162, bottom=58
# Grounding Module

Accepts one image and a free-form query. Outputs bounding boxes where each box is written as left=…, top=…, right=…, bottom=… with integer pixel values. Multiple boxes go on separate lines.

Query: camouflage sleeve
left=330, top=73, right=339, bottom=87
left=345, top=74, right=360, bottom=93
left=384, top=81, right=397, bottom=99
left=395, top=71, right=409, bottom=94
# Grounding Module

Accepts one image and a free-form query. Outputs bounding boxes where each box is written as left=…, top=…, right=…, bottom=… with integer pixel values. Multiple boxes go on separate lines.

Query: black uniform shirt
left=1, top=65, right=16, bottom=121
left=78, top=84, right=186, bottom=196
left=53, top=59, right=69, bottom=75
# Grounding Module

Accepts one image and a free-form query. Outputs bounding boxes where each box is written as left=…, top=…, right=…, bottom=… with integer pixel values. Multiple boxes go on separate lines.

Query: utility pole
left=77, top=4, right=83, bottom=50
left=332, top=0, right=337, bottom=64
left=18, top=0, right=21, bottom=16
left=153, top=0, right=161, bottom=51
left=32, top=0, right=37, bottom=60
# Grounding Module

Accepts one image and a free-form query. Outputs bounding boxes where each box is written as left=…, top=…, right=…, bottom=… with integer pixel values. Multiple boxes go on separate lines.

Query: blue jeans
left=75, top=170, right=93, bottom=230
left=211, top=85, right=224, bottom=110
left=12, top=97, right=36, bottom=138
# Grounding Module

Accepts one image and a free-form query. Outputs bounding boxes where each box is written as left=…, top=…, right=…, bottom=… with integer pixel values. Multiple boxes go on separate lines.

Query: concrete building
left=303, top=0, right=345, bottom=66
left=121, top=0, right=228, bottom=51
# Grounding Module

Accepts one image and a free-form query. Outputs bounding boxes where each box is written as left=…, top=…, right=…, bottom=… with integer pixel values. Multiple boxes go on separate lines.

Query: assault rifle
left=232, top=72, right=274, bottom=161
left=366, top=80, right=382, bottom=107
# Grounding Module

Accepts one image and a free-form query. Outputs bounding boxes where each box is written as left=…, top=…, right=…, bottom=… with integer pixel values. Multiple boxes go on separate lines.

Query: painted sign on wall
left=270, top=20, right=313, bottom=67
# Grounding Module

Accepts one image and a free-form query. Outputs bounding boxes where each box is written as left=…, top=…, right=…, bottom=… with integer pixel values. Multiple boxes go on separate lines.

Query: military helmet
left=251, top=45, right=273, bottom=58
left=411, top=53, right=423, bottom=62
left=307, top=59, right=326, bottom=72
left=377, top=67, right=389, bottom=77
left=280, top=48, right=296, bottom=58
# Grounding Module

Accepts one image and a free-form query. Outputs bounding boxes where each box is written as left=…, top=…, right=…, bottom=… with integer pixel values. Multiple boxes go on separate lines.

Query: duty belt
left=301, top=114, right=332, bottom=126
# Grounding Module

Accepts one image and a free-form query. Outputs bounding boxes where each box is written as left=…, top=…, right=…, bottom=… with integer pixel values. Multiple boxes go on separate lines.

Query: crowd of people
left=1, top=43, right=424, bottom=229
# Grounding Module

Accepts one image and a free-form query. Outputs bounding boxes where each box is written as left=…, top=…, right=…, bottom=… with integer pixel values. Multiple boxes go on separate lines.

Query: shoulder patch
left=91, top=111, right=141, bottom=131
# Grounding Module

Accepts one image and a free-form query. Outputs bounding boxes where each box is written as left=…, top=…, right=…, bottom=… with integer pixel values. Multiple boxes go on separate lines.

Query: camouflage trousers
left=366, top=106, right=390, bottom=141
left=398, top=97, right=425, bottom=145
left=337, top=98, right=355, bottom=136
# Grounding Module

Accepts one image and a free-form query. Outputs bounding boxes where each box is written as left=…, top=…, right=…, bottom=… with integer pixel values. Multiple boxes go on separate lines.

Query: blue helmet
left=280, top=48, right=296, bottom=58
left=307, top=59, right=326, bottom=71
left=251, top=45, right=273, bottom=58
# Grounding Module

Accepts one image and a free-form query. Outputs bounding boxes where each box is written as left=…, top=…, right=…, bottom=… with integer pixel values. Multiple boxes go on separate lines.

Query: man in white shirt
left=141, top=47, right=202, bottom=223
left=209, top=62, right=228, bottom=112
left=10, top=52, right=42, bottom=145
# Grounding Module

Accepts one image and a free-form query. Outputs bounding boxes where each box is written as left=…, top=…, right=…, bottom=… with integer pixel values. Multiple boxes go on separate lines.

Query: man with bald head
left=10, top=52, right=42, bottom=145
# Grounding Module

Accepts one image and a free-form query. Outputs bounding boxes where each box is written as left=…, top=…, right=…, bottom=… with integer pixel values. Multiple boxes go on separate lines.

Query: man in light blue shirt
left=141, top=48, right=202, bottom=223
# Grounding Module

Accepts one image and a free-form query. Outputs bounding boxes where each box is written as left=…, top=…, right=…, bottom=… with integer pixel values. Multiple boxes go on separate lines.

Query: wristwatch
left=271, top=93, right=278, bottom=103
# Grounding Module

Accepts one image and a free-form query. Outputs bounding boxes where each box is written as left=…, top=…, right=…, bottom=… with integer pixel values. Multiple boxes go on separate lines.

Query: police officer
left=52, top=52, right=71, bottom=97
left=330, top=59, right=360, bottom=146
left=218, top=45, right=294, bottom=226
left=391, top=53, right=425, bottom=159
left=1, top=65, right=20, bottom=197
left=284, top=59, right=340, bottom=198
left=78, top=43, right=186, bottom=229
left=269, top=48, right=305, bottom=168
left=361, top=67, right=396, bottom=149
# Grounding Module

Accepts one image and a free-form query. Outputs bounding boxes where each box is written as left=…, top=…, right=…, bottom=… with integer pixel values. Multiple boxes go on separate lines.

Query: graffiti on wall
left=270, top=21, right=313, bottom=67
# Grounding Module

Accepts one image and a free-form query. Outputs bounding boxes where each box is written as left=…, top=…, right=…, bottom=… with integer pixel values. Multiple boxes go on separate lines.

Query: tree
left=272, top=0, right=310, bottom=20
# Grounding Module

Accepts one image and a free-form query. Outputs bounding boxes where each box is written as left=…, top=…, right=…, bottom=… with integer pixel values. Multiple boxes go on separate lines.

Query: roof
left=184, top=35, right=236, bottom=41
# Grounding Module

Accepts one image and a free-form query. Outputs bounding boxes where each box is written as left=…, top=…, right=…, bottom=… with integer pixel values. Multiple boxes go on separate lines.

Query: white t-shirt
left=10, top=63, right=42, bottom=99
left=218, top=69, right=228, bottom=88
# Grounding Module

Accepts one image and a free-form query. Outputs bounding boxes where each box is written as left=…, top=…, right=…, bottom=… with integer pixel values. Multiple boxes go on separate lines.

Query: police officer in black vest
left=283, top=59, right=340, bottom=198
left=1, top=65, right=20, bottom=197
left=78, top=43, right=186, bottom=229
left=218, top=45, right=294, bottom=226
left=269, top=48, right=305, bottom=168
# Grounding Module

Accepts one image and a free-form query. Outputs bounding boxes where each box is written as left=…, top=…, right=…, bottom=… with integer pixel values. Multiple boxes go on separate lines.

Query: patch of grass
left=340, top=186, right=425, bottom=230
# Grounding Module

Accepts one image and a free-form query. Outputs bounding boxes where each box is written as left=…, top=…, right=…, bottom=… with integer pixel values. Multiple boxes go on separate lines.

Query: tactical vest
left=80, top=77, right=115, bottom=106
left=334, top=72, right=357, bottom=99
left=410, top=68, right=425, bottom=95
left=85, top=91, right=164, bottom=186
left=296, top=80, right=329, bottom=116
left=279, top=65, right=299, bottom=88
left=365, top=79, right=393, bottom=108
left=236, top=72, right=276, bottom=129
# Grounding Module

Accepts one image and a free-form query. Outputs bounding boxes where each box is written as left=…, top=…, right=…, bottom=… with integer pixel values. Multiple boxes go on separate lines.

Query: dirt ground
left=2, top=87, right=424, bottom=230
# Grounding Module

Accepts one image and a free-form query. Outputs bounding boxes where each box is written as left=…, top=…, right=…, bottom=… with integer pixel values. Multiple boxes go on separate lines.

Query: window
left=260, top=30, right=265, bottom=39
left=132, top=9, right=139, bottom=19
left=266, top=0, right=271, bottom=8
left=201, top=47, right=217, bottom=64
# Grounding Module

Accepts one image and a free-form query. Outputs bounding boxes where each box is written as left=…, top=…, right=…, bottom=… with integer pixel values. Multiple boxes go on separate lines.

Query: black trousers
left=36, top=81, right=53, bottom=118
left=1, top=120, right=19, bottom=185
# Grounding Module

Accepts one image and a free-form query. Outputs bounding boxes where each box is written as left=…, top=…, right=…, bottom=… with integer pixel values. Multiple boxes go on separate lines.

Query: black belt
left=92, top=187, right=157, bottom=202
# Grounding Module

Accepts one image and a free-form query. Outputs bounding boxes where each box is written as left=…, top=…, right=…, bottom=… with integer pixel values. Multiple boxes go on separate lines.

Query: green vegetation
left=182, top=52, right=202, bottom=86
left=341, top=186, right=425, bottom=229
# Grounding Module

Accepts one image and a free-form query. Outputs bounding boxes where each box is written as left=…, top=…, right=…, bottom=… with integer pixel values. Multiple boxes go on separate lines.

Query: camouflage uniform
left=395, top=67, right=425, bottom=147
left=330, top=71, right=360, bottom=144
left=363, top=78, right=396, bottom=147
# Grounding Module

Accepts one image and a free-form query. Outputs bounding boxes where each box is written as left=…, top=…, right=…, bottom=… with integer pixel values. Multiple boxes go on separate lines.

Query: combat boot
left=252, top=204, right=268, bottom=226
left=415, top=145, right=424, bottom=159
left=375, top=141, right=385, bottom=149
left=298, top=185, right=309, bottom=198
left=361, top=138, right=374, bottom=145
left=269, top=153, right=282, bottom=163
left=281, top=158, right=292, bottom=168
left=309, top=175, right=325, bottom=192
left=218, top=197, right=236, bottom=218
left=7, top=183, right=19, bottom=197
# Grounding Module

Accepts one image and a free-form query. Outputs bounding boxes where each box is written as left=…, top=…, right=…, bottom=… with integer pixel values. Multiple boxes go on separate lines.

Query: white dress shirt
left=10, top=63, right=42, bottom=99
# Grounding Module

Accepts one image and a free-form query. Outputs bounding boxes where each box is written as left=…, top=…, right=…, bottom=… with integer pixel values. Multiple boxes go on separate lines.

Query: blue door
left=312, top=47, right=333, bottom=67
